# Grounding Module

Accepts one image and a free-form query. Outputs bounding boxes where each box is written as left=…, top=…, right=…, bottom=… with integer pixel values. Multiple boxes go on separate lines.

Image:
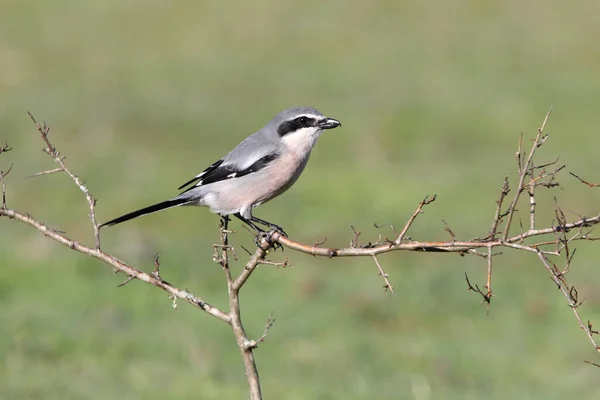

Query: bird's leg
left=233, top=213, right=265, bottom=233
left=233, top=213, right=285, bottom=251
left=220, top=214, right=230, bottom=230
left=249, top=216, right=288, bottom=238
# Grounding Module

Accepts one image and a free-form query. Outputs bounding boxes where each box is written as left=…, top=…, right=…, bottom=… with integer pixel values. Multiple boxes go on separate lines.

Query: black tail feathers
left=100, top=198, right=189, bottom=228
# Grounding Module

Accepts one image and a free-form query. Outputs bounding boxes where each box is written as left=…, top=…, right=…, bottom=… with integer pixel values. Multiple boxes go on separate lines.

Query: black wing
left=178, top=154, right=277, bottom=194
left=177, top=159, right=224, bottom=190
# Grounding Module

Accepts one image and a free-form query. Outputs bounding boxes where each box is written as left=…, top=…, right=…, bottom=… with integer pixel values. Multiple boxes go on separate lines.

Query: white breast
left=280, top=127, right=321, bottom=156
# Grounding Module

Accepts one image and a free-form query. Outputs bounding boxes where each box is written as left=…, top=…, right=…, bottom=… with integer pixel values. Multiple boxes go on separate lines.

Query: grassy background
left=2, top=1, right=600, bottom=398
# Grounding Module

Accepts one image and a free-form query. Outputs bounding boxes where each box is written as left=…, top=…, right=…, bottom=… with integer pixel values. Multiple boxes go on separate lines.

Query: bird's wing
left=177, top=159, right=224, bottom=190
left=177, top=154, right=277, bottom=194
left=177, top=130, right=279, bottom=193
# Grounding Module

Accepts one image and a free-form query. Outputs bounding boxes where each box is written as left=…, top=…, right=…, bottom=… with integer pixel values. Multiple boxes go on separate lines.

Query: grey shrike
left=100, top=106, right=341, bottom=235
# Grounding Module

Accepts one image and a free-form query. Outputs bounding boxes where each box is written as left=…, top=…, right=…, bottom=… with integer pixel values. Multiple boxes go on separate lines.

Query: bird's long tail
left=100, top=198, right=190, bottom=228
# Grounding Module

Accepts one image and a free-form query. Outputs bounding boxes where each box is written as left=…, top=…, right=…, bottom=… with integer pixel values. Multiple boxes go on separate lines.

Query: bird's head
left=272, top=106, right=341, bottom=153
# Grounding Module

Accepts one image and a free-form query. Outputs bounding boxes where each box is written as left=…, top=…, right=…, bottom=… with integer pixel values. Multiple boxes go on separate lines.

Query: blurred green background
left=2, top=1, right=600, bottom=399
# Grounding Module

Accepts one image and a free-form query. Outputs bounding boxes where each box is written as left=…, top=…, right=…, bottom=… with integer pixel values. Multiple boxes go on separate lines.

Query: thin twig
left=217, top=216, right=233, bottom=284
left=393, top=195, right=436, bottom=245
left=465, top=273, right=492, bottom=305
left=536, top=251, right=600, bottom=356
left=528, top=176, right=536, bottom=231
left=27, top=113, right=102, bottom=249
left=26, top=167, right=64, bottom=178
left=258, top=258, right=290, bottom=268
left=117, top=274, right=136, bottom=287
left=516, top=133, right=524, bottom=175
left=442, top=219, right=458, bottom=242
left=371, top=255, right=395, bottom=295
left=570, top=172, right=600, bottom=188
left=485, top=245, right=493, bottom=313
left=0, top=141, right=12, bottom=155
left=486, top=176, right=510, bottom=240
left=585, top=361, right=600, bottom=368
left=0, top=164, right=13, bottom=208
left=151, top=253, right=162, bottom=280
left=350, top=224, right=363, bottom=248
left=245, top=314, right=276, bottom=350
left=502, top=107, right=552, bottom=241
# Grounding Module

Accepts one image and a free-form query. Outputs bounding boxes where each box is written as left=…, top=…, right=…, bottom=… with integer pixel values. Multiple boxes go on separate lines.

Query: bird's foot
left=254, top=230, right=284, bottom=252
left=267, top=224, right=287, bottom=238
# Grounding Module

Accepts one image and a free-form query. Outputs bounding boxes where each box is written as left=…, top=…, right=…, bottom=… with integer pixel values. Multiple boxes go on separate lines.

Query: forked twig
left=502, top=107, right=552, bottom=241
left=393, top=195, right=436, bottom=245
left=27, top=112, right=102, bottom=249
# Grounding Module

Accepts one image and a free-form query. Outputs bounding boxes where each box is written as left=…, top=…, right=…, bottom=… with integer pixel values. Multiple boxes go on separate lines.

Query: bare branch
left=245, top=314, right=276, bottom=350
left=0, top=163, right=13, bottom=208
left=117, top=274, right=136, bottom=288
left=442, top=218, right=458, bottom=242
left=3, top=106, right=600, bottom=399
left=314, top=237, right=327, bottom=247
left=528, top=176, right=536, bottom=231
left=232, top=239, right=271, bottom=291
left=26, top=167, right=64, bottom=178
left=502, top=106, right=552, bottom=241
left=210, top=215, right=275, bottom=399
left=570, top=172, right=600, bottom=188
left=486, top=176, right=510, bottom=241
left=0, top=207, right=230, bottom=323
left=0, top=141, right=12, bottom=155
left=536, top=251, right=600, bottom=355
left=151, top=253, right=162, bottom=280
left=585, top=361, right=600, bottom=368
left=588, top=321, right=599, bottom=335
left=371, top=255, right=395, bottom=295
left=27, top=112, right=102, bottom=249
left=258, top=258, right=290, bottom=268
left=394, top=195, right=436, bottom=245
left=269, top=211, right=600, bottom=258
left=227, top=234, right=270, bottom=400
left=215, top=216, right=234, bottom=284
left=348, top=224, right=361, bottom=248
left=465, top=273, right=492, bottom=306
left=485, top=245, right=493, bottom=313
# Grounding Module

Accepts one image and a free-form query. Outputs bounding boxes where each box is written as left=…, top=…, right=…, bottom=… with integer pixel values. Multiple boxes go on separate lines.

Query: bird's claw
left=253, top=230, right=284, bottom=252
left=268, top=225, right=287, bottom=238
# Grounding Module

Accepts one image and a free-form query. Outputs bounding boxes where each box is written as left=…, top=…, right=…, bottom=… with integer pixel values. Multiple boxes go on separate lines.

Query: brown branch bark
left=27, top=112, right=102, bottom=249
left=0, top=207, right=231, bottom=321
left=267, top=214, right=600, bottom=257
left=502, top=107, right=552, bottom=241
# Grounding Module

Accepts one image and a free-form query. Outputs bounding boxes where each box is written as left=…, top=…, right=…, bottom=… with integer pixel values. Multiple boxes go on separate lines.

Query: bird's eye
left=296, top=116, right=310, bottom=126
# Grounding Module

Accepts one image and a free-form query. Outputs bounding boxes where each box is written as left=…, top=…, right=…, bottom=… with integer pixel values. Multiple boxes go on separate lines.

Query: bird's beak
left=319, top=118, right=342, bottom=130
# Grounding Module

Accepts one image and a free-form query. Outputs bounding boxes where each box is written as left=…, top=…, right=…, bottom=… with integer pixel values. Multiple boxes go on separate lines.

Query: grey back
left=221, top=107, right=325, bottom=169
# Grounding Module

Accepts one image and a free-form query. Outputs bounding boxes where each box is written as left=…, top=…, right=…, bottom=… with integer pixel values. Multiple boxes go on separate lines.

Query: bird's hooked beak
left=318, top=117, right=342, bottom=130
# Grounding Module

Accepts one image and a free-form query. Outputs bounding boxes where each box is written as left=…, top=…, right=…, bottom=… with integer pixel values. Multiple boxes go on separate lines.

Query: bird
left=100, top=106, right=341, bottom=235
